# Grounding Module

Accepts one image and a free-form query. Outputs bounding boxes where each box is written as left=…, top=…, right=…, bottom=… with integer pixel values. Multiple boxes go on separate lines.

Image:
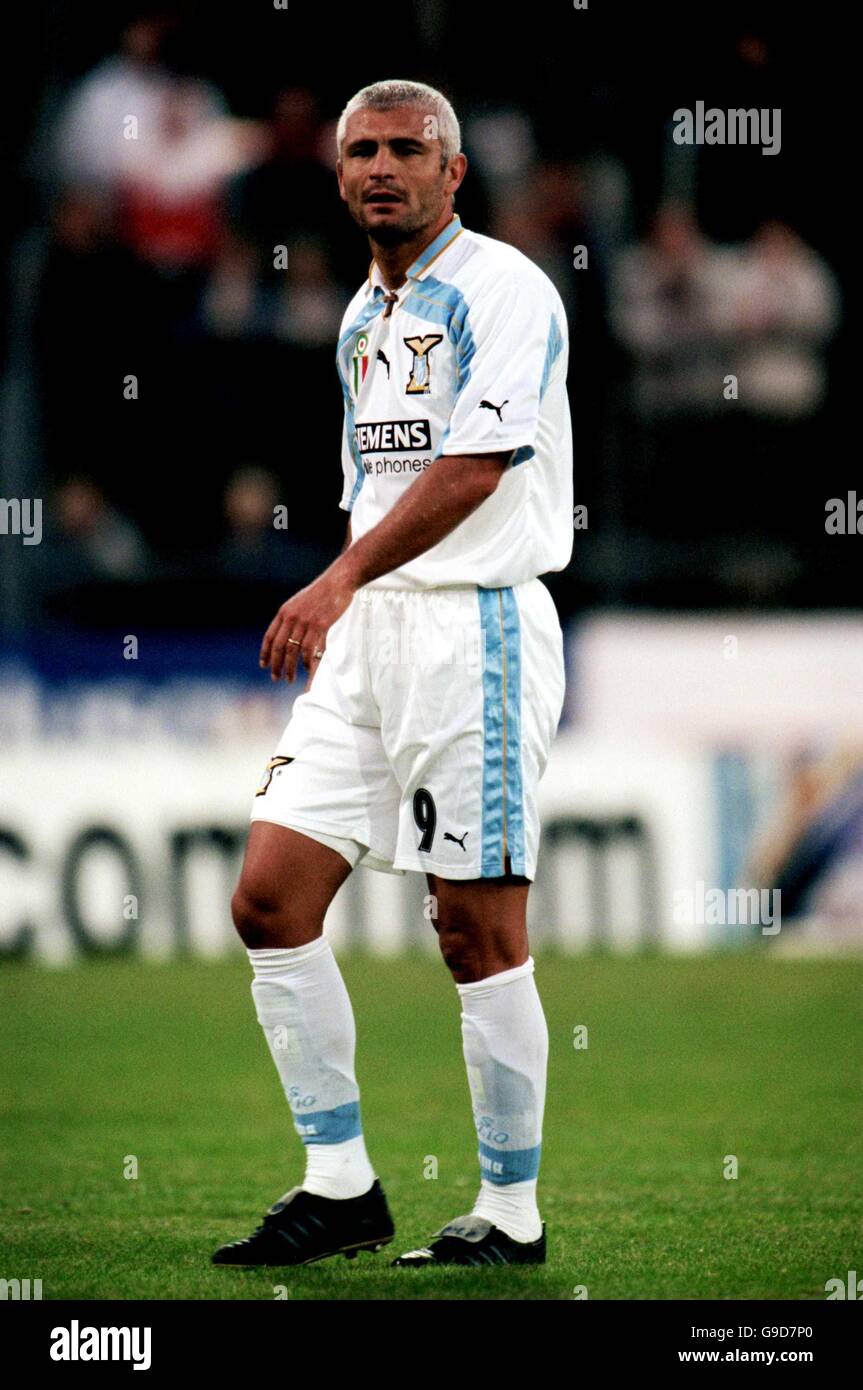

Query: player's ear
left=446, top=152, right=467, bottom=198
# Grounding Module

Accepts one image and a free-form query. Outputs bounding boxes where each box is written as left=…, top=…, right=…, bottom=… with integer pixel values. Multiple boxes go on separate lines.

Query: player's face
left=337, top=106, right=463, bottom=245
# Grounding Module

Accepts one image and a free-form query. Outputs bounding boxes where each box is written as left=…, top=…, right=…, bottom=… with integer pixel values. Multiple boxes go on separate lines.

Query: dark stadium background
left=1, top=0, right=853, bottom=653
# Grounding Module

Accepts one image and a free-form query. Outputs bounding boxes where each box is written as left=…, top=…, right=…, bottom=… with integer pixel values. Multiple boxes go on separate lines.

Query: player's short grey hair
left=336, top=80, right=461, bottom=168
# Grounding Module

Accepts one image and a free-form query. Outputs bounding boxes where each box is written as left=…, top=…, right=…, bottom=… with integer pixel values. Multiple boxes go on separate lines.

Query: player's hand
left=259, top=562, right=357, bottom=683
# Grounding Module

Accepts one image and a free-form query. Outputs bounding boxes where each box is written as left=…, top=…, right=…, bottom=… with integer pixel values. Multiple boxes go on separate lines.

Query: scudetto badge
left=352, top=332, right=370, bottom=396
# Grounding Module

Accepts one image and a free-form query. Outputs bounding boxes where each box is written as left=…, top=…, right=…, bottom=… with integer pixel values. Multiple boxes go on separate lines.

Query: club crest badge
left=255, top=756, right=294, bottom=796
left=403, top=334, right=444, bottom=395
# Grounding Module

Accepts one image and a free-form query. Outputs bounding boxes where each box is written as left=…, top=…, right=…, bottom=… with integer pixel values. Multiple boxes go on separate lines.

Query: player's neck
left=370, top=206, right=457, bottom=290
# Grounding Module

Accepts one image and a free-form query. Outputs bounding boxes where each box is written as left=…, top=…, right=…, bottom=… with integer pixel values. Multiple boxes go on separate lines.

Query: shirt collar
left=368, top=213, right=463, bottom=297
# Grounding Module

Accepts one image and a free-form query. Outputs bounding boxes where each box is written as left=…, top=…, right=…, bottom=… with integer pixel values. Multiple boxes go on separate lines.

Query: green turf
left=1, top=951, right=860, bottom=1300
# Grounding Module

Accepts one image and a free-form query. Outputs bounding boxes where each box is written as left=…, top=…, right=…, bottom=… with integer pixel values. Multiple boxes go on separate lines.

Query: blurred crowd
left=11, top=11, right=844, bottom=630
left=612, top=205, right=838, bottom=422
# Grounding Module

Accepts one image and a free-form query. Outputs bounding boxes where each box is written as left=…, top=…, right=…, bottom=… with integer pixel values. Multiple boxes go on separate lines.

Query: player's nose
left=366, top=144, right=398, bottom=178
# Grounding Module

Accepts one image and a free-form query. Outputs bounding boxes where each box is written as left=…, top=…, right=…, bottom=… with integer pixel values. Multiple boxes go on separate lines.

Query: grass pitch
left=1, top=950, right=860, bottom=1300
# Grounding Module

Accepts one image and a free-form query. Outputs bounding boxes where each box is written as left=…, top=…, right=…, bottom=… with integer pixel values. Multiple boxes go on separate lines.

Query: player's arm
left=338, top=452, right=506, bottom=587
left=260, top=453, right=508, bottom=682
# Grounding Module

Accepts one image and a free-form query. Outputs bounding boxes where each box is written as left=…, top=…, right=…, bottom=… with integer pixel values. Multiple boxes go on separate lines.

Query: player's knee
left=437, top=910, right=529, bottom=983
left=231, top=881, right=285, bottom=947
left=437, top=923, right=480, bottom=981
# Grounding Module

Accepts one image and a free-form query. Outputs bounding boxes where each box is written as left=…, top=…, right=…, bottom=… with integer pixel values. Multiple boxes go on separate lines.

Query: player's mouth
left=364, top=190, right=404, bottom=207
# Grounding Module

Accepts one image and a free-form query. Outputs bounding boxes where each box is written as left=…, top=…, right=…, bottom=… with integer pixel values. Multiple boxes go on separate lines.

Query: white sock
left=247, top=939, right=376, bottom=1200
left=456, top=956, right=547, bottom=1243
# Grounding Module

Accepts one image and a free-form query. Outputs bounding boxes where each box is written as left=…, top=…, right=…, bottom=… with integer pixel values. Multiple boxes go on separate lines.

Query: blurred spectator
left=54, top=13, right=222, bottom=196
left=38, top=478, right=152, bottom=620
left=465, top=109, right=536, bottom=195
left=202, top=234, right=345, bottom=346
left=491, top=162, right=584, bottom=299
left=215, top=466, right=332, bottom=588
left=35, top=187, right=155, bottom=410
left=54, top=12, right=267, bottom=281
left=610, top=201, right=733, bottom=417
left=729, top=220, right=839, bottom=419
left=116, top=80, right=268, bottom=273
left=47, top=14, right=272, bottom=388
left=612, top=207, right=840, bottom=424
left=54, top=477, right=151, bottom=580
left=201, top=235, right=263, bottom=339
left=236, top=87, right=356, bottom=281
left=609, top=203, right=843, bottom=559
left=271, top=239, right=347, bottom=347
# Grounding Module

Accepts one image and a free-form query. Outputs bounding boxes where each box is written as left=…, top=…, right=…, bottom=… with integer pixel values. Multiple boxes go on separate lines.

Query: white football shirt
left=336, top=212, right=573, bottom=590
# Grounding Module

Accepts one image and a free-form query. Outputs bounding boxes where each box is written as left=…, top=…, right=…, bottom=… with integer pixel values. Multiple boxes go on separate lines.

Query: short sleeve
left=439, top=273, right=565, bottom=462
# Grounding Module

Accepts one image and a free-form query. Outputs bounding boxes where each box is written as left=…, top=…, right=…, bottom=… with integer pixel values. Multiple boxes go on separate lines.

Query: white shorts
left=250, top=578, right=565, bottom=881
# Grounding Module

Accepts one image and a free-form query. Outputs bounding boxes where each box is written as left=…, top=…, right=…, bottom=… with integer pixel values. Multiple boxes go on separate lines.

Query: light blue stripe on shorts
left=477, top=586, right=525, bottom=877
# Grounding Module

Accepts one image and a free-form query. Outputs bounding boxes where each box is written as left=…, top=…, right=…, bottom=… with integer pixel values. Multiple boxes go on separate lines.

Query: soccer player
left=212, top=78, right=573, bottom=1269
